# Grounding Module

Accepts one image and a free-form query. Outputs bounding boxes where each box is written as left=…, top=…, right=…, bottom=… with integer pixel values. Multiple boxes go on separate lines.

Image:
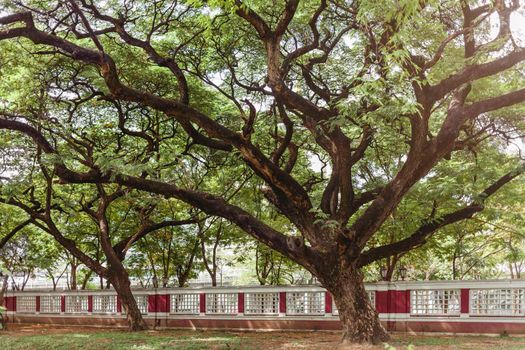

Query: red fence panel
left=375, top=291, right=388, bottom=313
left=325, top=293, right=332, bottom=313
left=148, top=295, right=156, bottom=313
left=461, top=289, right=470, bottom=314
left=389, top=290, right=410, bottom=314
left=156, top=294, right=169, bottom=313
left=5, top=296, right=16, bottom=312
left=279, top=292, right=286, bottom=313
left=199, top=293, right=206, bottom=313
left=238, top=293, right=244, bottom=314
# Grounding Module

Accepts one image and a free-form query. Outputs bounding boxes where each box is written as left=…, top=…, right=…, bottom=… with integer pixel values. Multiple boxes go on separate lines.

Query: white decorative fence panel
left=17, top=296, right=36, bottom=313
left=286, top=292, right=325, bottom=315
left=244, top=292, right=279, bottom=315
left=134, top=295, right=149, bottom=314
left=93, top=295, right=117, bottom=313
left=470, top=289, right=524, bottom=316
left=65, top=295, right=89, bottom=313
left=411, top=289, right=460, bottom=315
left=40, top=296, right=61, bottom=314
left=170, top=293, right=200, bottom=314
left=206, top=293, right=238, bottom=314
left=368, top=290, right=376, bottom=308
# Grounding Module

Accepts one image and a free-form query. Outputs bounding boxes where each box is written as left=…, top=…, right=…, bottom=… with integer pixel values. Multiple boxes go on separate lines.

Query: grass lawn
left=2, top=325, right=525, bottom=349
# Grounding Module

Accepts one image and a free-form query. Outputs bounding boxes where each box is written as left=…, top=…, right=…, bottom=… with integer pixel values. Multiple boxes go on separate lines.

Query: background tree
left=128, top=223, right=201, bottom=288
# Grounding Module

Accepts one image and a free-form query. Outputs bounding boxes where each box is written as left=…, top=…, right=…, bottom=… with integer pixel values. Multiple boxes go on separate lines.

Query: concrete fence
left=5, top=279, right=525, bottom=334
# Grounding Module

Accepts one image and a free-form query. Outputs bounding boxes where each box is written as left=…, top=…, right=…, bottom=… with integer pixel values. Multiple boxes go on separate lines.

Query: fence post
left=238, top=293, right=244, bottom=315
left=460, top=289, right=470, bottom=317
left=148, top=295, right=156, bottom=313
left=199, top=293, right=206, bottom=315
left=279, top=292, right=286, bottom=316
left=325, top=292, right=332, bottom=315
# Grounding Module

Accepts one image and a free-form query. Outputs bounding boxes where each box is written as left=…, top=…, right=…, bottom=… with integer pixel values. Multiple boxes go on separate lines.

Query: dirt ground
left=2, top=324, right=525, bottom=349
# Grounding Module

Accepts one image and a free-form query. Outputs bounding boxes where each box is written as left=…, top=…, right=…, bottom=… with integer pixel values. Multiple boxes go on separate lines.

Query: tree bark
left=324, top=268, right=389, bottom=346
left=94, top=193, right=149, bottom=331
left=70, top=263, right=78, bottom=290
left=81, top=270, right=93, bottom=290
left=109, top=267, right=148, bottom=331
left=0, top=274, right=8, bottom=306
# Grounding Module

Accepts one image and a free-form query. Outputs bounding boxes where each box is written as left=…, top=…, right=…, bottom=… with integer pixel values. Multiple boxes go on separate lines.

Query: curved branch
left=0, top=219, right=32, bottom=250
left=0, top=14, right=314, bottom=225
left=114, top=218, right=198, bottom=257
left=357, top=166, right=525, bottom=267
left=0, top=118, right=315, bottom=268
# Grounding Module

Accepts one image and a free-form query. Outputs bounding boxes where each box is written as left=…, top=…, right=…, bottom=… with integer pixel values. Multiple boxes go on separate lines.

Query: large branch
left=346, top=87, right=471, bottom=256
left=357, top=166, right=525, bottom=267
left=0, top=196, right=109, bottom=278
left=0, top=219, right=32, bottom=250
left=430, top=49, right=525, bottom=102
left=113, top=218, right=198, bottom=257
left=0, top=14, right=315, bottom=231
left=234, top=0, right=271, bottom=38
left=234, top=3, right=333, bottom=122
left=465, top=87, right=525, bottom=117
left=274, top=0, right=299, bottom=36
left=76, top=0, right=190, bottom=105
left=0, top=118, right=316, bottom=268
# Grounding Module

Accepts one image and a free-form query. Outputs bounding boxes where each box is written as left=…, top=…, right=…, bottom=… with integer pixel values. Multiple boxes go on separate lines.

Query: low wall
left=5, top=280, right=525, bottom=335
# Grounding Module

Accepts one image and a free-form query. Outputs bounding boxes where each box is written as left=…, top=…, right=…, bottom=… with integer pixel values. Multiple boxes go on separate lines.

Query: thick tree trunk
left=110, top=270, right=148, bottom=331
left=324, top=269, right=389, bottom=346
left=95, top=205, right=148, bottom=331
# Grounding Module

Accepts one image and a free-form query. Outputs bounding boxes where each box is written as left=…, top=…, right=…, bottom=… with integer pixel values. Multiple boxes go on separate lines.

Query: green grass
left=388, top=333, right=525, bottom=350
left=4, top=329, right=525, bottom=349
left=0, top=330, right=253, bottom=350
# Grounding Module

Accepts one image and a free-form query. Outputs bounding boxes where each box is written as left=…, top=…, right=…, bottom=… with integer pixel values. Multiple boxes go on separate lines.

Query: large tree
left=0, top=149, right=197, bottom=330
left=1, top=0, right=525, bottom=344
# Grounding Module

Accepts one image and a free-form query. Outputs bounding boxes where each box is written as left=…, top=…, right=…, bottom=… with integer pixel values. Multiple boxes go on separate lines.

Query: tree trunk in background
left=21, top=272, right=31, bottom=291
left=322, top=268, right=389, bottom=346
left=176, top=239, right=200, bottom=288
left=0, top=274, right=8, bottom=306
left=199, top=220, right=221, bottom=287
left=70, top=263, right=78, bottom=290
left=81, top=270, right=93, bottom=290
